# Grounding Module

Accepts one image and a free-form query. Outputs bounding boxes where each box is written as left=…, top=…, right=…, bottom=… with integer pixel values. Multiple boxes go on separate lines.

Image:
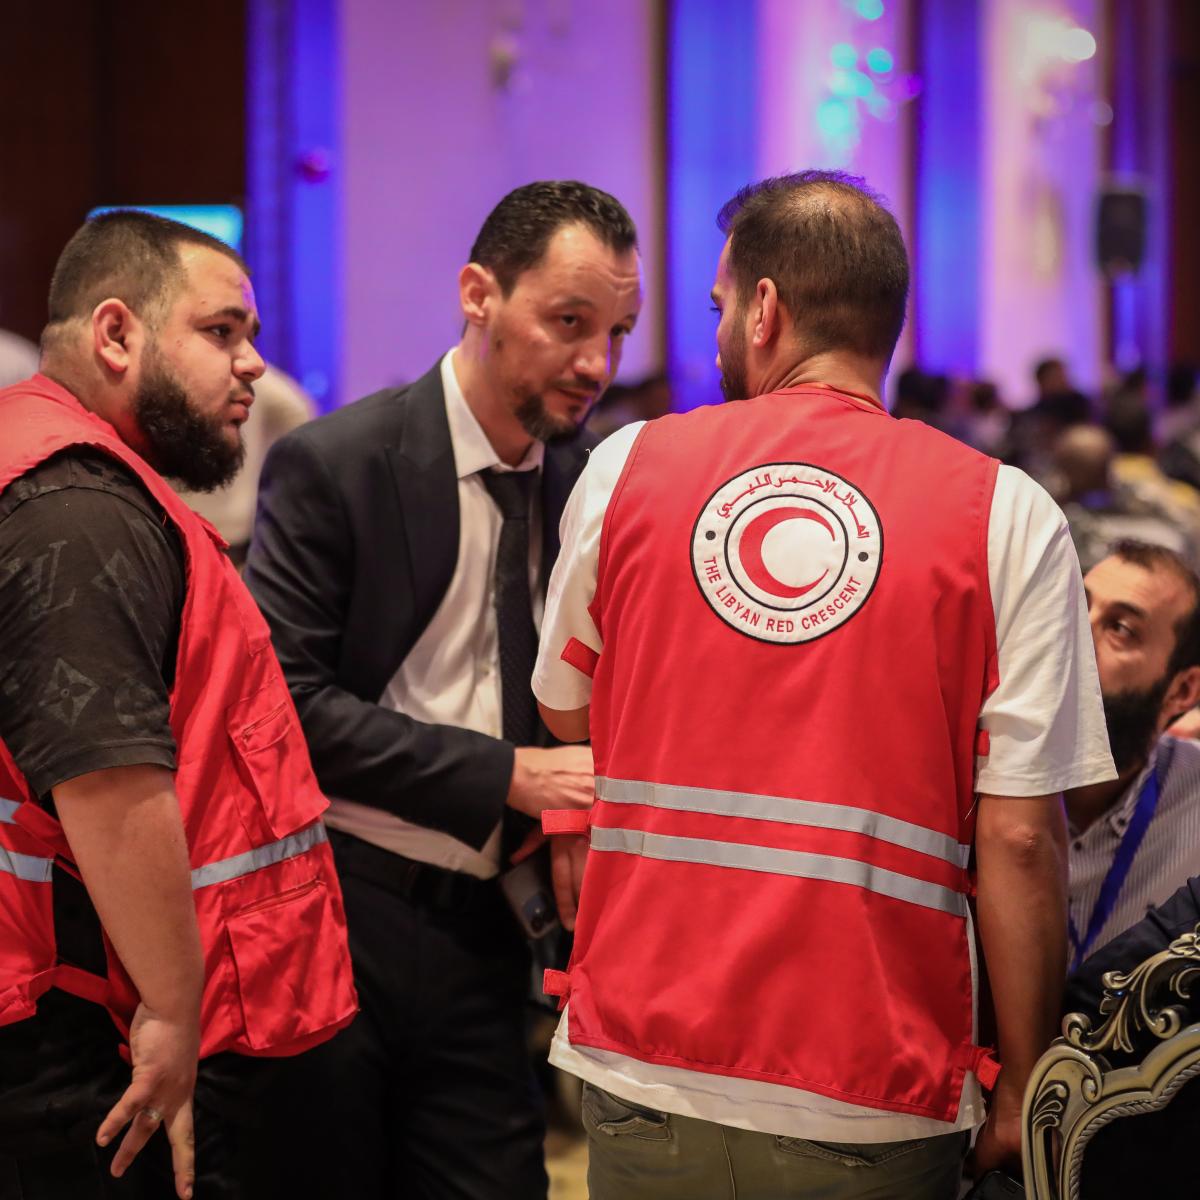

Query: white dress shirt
left=534, top=422, right=1116, bottom=1143
left=324, top=350, right=543, bottom=878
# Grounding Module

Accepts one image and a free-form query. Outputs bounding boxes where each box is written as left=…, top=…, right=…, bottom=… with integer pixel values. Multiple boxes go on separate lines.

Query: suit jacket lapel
left=385, top=363, right=460, bottom=647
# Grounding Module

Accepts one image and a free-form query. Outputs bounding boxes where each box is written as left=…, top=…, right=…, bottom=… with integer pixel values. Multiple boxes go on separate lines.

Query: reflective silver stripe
left=191, top=822, right=328, bottom=891
left=596, top=777, right=969, bottom=869
left=0, top=845, right=54, bottom=883
left=590, top=827, right=966, bottom=917
left=0, top=798, right=19, bottom=824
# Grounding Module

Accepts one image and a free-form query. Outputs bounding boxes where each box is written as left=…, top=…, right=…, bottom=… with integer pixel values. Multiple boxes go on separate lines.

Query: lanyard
left=1068, top=766, right=1160, bottom=972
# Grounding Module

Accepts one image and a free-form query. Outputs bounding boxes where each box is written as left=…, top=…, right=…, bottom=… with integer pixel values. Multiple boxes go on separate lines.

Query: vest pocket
left=227, top=685, right=327, bottom=839
left=225, top=878, right=355, bottom=1052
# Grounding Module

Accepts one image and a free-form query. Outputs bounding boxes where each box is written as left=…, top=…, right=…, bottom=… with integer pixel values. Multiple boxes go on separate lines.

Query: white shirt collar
left=440, top=350, right=544, bottom=480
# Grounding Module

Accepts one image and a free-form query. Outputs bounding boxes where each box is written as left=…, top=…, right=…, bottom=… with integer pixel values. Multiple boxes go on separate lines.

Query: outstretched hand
left=97, top=1001, right=199, bottom=1200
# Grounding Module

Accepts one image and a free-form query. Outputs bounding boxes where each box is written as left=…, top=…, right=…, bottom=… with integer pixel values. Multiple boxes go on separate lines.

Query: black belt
left=326, top=826, right=498, bottom=915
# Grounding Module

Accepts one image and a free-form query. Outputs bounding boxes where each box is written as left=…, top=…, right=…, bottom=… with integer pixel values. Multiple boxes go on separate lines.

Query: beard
left=132, top=350, right=245, bottom=492
left=514, top=390, right=588, bottom=444
left=1103, top=677, right=1170, bottom=775
left=718, top=314, right=750, bottom=403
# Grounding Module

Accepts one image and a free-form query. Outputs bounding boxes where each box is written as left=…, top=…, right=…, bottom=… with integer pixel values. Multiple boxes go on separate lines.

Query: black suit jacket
left=243, top=362, right=596, bottom=851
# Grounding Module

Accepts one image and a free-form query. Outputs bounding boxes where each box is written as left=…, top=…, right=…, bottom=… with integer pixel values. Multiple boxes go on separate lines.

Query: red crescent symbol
left=738, top=507, right=834, bottom=599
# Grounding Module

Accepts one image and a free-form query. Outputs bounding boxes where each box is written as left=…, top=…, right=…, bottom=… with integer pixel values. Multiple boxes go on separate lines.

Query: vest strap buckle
left=542, top=809, right=591, bottom=836
left=543, top=968, right=571, bottom=998
left=957, top=1043, right=1002, bottom=1090
left=560, top=637, right=599, bottom=679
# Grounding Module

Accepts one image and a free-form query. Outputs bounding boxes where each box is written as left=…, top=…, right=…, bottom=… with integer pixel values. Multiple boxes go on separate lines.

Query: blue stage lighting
left=866, top=47, right=893, bottom=73
left=817, top=98, right=856, bottom=138
left=87, top=204, right=244, bottom=251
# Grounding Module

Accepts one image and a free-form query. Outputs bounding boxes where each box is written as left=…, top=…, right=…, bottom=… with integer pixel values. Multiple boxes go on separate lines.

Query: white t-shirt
left=533, top=418, right=1116, bottom=1143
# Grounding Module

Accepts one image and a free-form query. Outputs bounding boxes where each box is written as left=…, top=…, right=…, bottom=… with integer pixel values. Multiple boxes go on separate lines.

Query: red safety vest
left=545, top=385, right=1001, bottom=1123
left=0, top=375, right=357, bottom=1058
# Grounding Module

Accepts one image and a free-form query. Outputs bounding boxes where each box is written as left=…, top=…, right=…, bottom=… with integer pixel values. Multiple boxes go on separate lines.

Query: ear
left=459, top=263, right=499, bottom=328
left=750, top=277, right=781, bottom=349
left=91, top=299, right=140, bottom=377
left=1163, top=665, right=1200, bottom=727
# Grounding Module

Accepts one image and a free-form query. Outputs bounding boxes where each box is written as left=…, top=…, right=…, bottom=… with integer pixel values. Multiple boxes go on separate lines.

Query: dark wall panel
left=1170, top=0, right=1200, bottom=363
left=0, top=0, right=245, bottom=343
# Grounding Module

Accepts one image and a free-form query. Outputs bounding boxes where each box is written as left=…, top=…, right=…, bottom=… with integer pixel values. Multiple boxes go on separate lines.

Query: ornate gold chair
left=1021, top=925, right=1200, bottom=1199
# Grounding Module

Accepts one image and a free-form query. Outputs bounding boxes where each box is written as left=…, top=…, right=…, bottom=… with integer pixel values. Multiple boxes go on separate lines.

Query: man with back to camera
left=532, top=171, right=1117, bottom=1198
left=243, top=181, right=643, bottom=1198
left=1065, top=541, right=1200, bottom=967
left=0, top=211, right=357, bottom=1200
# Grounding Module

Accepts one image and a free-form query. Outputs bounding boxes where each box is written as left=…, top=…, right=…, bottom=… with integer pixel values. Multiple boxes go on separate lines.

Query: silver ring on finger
left=142, top=1106, right=164, bottom=1125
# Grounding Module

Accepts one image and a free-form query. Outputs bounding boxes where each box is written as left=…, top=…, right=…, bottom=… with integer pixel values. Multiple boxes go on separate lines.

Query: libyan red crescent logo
left=690, top=462, right=883, bottom=644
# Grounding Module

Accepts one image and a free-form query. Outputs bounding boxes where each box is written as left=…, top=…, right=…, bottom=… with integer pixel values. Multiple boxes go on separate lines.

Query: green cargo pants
left=583, top=1083, right=970, bottom=1200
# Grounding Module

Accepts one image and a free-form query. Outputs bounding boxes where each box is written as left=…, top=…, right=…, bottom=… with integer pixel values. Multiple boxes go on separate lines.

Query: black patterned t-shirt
left=0, top=448, right=184, bottom=801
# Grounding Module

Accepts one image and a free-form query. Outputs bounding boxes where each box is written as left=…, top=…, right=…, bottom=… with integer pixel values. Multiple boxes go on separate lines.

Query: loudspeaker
left=1096, top=186, right=1147, bottom=277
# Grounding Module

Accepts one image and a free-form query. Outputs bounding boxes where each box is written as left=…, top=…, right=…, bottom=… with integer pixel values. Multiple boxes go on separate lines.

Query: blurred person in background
left=962, top=379, right=1012, bottom=459
left=172, top=363, right=313, bottom=566
left=586, top=371, right=672, bottom=439
left=1158, top=363, right=1200, bottom=492
left=1106, top=382, right=1200, bottom=558
left=1009, top=356, right=1093, bottom=481
left=891, top=364, right=949, bottom=427
left=243, top=181, right=643, bottom=1200
left=1053, top=424, right=1199, bottom=571
left=1032, top=356, right=1071, bottom=405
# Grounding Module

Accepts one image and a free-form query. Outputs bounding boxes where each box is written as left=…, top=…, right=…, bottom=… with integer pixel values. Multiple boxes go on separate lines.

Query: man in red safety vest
left=0, top=211, right=357, bottom=1200
left=533, top=172, right=1116, bottom=1198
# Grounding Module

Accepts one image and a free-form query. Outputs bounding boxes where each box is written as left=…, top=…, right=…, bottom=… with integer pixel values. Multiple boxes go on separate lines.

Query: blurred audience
left=961, top=379, right=1012, bottom=458
left=1053, top=424, right=1198, bottom=571
left=1158, top=362, right=1200, bottom=492
left=1033, top=355, right=1071, bottom=403
left=587, top=372, right=671, bottom=439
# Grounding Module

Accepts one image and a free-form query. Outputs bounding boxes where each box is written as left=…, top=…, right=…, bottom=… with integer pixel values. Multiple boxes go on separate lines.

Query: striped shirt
left=1069, top=735, right=1200, bottom=960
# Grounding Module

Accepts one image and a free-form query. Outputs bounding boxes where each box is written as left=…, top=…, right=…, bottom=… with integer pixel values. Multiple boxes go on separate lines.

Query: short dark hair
left=44, top=210, right=249, bottom=344
left=1167, top=362, right=1197, bottom=409
left=1105, top=392, right=1154, bottom=455
left=469, top=181, right=638, bottom=294
left=1034, top=357, right=1065, bottom=386
left=715, top=171, right=909, bottom=362
left=1110, top=539, right=1200, bottom=675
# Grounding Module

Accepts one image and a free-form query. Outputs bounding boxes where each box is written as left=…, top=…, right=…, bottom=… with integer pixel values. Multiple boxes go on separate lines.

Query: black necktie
left=480, top=469, right=538, bottom=747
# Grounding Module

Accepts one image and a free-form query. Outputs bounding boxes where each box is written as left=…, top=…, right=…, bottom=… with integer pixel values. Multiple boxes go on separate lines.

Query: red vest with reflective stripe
left=557, top=386, right=999, bottom=1122
left=0, top=376, right=358, bottom=1058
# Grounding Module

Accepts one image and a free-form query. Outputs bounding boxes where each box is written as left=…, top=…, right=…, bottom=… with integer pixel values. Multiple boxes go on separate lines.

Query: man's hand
left=973, top=792, right=1067, bottom=1186
left=550, top=834, right=590, bottom=930
left=969, top=1071, right=1023, bottom=1179
left=507, top=745, right=595, bottom=819
left=54, top=765, right=204, bottom=1199
left=97, top=1002, right=199, bottom=1199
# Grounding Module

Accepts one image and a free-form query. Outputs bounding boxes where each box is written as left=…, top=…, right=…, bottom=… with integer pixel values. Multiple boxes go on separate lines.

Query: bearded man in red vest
left=532, top=172, right=1117, bottom=1199
left=0, top=212, right=356, bottom=1200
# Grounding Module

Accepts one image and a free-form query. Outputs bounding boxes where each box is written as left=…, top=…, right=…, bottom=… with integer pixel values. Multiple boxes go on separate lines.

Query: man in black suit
left=243, top=181, right=643, bottom=1199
